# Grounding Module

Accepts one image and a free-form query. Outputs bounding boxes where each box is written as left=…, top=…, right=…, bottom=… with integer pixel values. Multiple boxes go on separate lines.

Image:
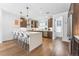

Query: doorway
left=53, top=16, right=63, bottom=39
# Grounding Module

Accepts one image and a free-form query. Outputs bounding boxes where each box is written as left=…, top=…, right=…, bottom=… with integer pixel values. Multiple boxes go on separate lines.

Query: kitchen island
left=28, top=32, right=42, bottom=52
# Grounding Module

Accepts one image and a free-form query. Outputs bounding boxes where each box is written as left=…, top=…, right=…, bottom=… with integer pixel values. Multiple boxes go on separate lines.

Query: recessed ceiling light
left=20, top=11, right=22, bottom=14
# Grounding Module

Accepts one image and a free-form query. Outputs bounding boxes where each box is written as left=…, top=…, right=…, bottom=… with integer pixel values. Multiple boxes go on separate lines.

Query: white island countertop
left=74, top=35, right=79, bottom=40
left=29, top=32, right=41, bottom=34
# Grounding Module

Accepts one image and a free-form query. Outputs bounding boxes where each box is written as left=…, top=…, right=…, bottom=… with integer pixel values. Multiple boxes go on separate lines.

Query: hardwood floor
left=29, top=38, right=53, bottom=56
left=53, top=38, right=69, bottom=56
left=0, top=38, right=69, bottom=56
left=0, top=40, right=28, bottom=56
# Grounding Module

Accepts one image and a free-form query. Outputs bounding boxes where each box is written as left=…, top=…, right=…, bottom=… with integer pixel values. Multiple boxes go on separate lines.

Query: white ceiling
left=0, top=3, right=70, bottom=19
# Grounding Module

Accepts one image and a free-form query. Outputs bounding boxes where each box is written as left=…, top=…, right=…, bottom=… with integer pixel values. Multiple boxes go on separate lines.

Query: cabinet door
left=73, top=15, right=78, bottom=35
left=76, top=14, right=79, bottom=35
left=42, top=32, right=48, bottom=38
left=48, top=18, right=52, bottom=28
left=31, top=20, right=38, bottom=28
left=74, top=4, right=79, bottom=14
left=74, top=4, right=79, bottom=35
left=72, top=4, right=79, bottom=35
left=20, top=19, right=27, bottom=27
left=73, top=14, right=79, bottom=35
left=48, top=32, right=52, bottom=39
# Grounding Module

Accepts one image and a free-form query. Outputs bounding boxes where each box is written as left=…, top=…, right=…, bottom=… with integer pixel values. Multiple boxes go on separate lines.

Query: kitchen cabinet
left=42, top=31, right=52, bottom=39
left=48, top=18, right=53, bottom=28
left=69, top=3, right=79, bottom=35
left=48, top=17, right=53, bottom=39
left=42, top=32, right=48, bottom=38
left=68, top=3, right=79, bottom=56
left=48, top=32, right=52, bottom=39
left=71, top=36, right=79, bottom=56
left=20, top=17, right=27, bottom=27
left=31, top=20, right=38, bottom=28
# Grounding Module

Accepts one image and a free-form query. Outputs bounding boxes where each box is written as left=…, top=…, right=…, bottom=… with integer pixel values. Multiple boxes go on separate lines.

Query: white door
left=54, top=16, right=63, bottom=39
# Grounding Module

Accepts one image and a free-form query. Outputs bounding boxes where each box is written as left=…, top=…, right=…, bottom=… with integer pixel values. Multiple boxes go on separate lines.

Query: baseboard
left=2, top=37, right=14, bottom=42
left=3, top=39, right=16, bottom=43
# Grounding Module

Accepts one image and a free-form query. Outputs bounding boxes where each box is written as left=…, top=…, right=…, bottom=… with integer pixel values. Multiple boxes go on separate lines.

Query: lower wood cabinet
left=42, top=31, right=52, bottom=39
left=48, top=32, right=52, bottom=39
left=71, top=36, right=79, bottom=56
left=42, top=32, right=48, bottom=38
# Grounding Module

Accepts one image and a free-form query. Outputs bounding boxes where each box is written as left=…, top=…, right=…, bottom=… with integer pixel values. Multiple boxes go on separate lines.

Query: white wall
left=0, top=9, right=2, bottom=43
left=63, top=12, right=68, bottom=41
left=53, top=12, right=68, bottom=41
left=1, top=10, right=20, bottom=41
left=67, top=15, right=72, bottom=38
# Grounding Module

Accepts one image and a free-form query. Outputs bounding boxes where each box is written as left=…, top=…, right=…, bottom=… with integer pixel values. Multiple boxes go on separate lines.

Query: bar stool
left=21, top=32, right=29, bottom=50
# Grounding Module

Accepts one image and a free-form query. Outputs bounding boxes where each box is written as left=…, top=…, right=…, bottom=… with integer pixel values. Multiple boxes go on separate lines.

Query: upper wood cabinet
left=69, top=3, right=79, bottom=35
left=31, top=20, right=38, bottom=28
left=48, top=18, right=53, bottom=39
left=48, top=18, right=53, bottom=28
left=20, top=17, right=27, bottom=27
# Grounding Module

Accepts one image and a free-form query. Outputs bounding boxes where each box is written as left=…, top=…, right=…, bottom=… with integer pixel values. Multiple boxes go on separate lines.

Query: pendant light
left=26, top=3, right=30, bottom=27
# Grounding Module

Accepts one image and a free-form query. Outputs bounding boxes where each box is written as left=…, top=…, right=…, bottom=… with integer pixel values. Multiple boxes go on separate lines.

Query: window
left=57, top=20, right=61, bottom=26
